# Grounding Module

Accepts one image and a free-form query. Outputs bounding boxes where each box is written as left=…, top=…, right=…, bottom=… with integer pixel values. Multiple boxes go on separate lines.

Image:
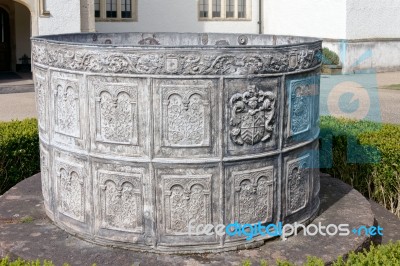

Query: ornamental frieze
left=32, top=41, right=321, bottom=75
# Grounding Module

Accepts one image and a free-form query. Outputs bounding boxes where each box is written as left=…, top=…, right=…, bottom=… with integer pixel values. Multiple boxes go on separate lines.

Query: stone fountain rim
left=31, top=32, right=322, bottom=49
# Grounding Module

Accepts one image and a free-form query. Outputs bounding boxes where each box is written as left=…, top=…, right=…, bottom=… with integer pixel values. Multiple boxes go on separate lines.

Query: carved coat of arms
left=230, top=85, right=276, bottom=145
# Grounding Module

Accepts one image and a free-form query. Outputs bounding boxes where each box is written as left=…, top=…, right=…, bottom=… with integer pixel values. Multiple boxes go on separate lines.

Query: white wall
left=346, top=0, right=400, bottom=39
left=323, top=0, right=400, bottom=73
left=38, top=0, right=81, bottom=35
left=95, top=0, right=400, bottom=39
left=96, top=0, right=259, bottom=33
left=262, top=0, right=347, bottom=39
left=324, top=39, right=400, bottom=73
left=14, top=2, right=31, bottom=62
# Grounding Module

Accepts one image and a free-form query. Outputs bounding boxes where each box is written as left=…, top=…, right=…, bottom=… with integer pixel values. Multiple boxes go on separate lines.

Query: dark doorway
left=0, top=7, right=11, bottom=71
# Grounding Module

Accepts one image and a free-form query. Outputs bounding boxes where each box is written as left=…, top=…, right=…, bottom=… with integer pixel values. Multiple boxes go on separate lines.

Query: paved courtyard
left=0, top=71, right=399, bottom=123
left=320, top=72, right=400, bottom=124
left=0, top=92, right=36, bottom=121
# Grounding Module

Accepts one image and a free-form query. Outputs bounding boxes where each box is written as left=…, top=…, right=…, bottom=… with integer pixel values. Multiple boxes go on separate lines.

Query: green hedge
left=333, top=241, right=400, bottom=265
left=0, top=118, right=40, bottom=195
left=320, top=116, right=400, bottom=218
left=322, top=47, right=340, bottom=65
left=242, top=241, right=400, bottom=265
left=0, top=258, right=94, bottom=266
left=292, top=241, right=400, bottom=265
left=0, top=258, right=56, bottom=266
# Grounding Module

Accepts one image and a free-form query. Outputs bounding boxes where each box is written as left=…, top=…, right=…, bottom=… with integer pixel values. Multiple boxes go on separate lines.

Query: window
left=212, top=0, right=221, bottom=18
left=199, top=0, right=208, bottom=18
left=95, top=0, right=100, bottom=18
left=121, top=0, right=131, bottom=18
left=106, top=0, right=117, bottom=18
left=95, top=0, right=137, bottom=21
left=226, top=0, right=234, bottom=18
left=199, top=0, right=250, bottom=20
left=238, top=0, right=246, bottom=18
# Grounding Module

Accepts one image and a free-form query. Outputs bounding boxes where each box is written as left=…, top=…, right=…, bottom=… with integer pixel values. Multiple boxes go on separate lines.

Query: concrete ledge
left=0, top=174, right=376, bottom=265
left=323, top=37, right=400, bottom=43
left=321, top=65, right=343, bottom=75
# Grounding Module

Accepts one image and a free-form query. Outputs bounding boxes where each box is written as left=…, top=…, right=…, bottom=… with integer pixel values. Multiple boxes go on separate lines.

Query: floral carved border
left=32, top=41, right=322, bottom=76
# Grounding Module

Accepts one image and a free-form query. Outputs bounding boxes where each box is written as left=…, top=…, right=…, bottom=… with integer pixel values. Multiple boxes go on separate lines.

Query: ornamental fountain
left=32, top=32, right=321, bottom=253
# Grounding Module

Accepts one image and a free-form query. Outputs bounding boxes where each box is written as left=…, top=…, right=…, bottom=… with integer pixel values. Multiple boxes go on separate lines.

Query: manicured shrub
left=320, top=116, right=400, bottom=217
left=0, top=118, right=40, bottom=194
left=358, top=124, right=400, bottom=217
left=322, top=47, right=340, bottom=65
left=0, top=257, right=54, bottom=266
left=332, top=241, right=400, bottom=266
left=242, top=241, right=400, bottom=265
left=0, top=257, right=97, bottom=266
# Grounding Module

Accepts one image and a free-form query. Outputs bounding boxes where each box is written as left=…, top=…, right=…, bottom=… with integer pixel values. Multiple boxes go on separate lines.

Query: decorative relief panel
left=99, top=171, right=143, bottom=233
left=88, top=77, right=148, bottom=157
left=162, top=175, right=211, bottom=235
left=56, top=160, right=85, bottom=222
left=31, top=41, right=48, bottom=65
left=286, top=155, right=310, bottom=215
left=233, top=167, right=274, bottom=224
left=161, top=85, right=211, bottom=147
left=40, top=145, right=50, bottom=208
left=94, top=83, right=138, bottom=145
left=32, top=41, right=322, bottom=75
left=230, top=85, right=276, bottom=146
left=34, top=68, right=48, bottom=134
left=289, top=77, right=316, bottom=136
left=53, top=76, right=81, bottom=138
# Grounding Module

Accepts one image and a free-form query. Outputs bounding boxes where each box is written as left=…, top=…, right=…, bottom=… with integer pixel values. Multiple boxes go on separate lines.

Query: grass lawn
left=381, top=84, right=400, bottom=90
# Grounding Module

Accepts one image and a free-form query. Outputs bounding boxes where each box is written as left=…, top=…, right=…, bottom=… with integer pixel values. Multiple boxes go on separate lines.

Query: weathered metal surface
left=32, top=32, right=322, bottom=253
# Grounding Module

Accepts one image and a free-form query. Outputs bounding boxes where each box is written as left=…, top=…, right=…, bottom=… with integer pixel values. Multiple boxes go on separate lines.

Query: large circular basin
left=32, top=32, right=321, bottom=253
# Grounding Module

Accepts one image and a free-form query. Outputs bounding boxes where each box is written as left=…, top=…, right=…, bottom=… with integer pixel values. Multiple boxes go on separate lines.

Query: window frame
left=95, top=0, right=137, bottom=22
left=198, top=0, right=251, bottom=21
left=39, top=0, right=50, bottom=17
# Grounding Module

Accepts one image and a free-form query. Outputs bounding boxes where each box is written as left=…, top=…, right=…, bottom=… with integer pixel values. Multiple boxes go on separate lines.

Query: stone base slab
left=0, top=173, right=374, bottom=265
